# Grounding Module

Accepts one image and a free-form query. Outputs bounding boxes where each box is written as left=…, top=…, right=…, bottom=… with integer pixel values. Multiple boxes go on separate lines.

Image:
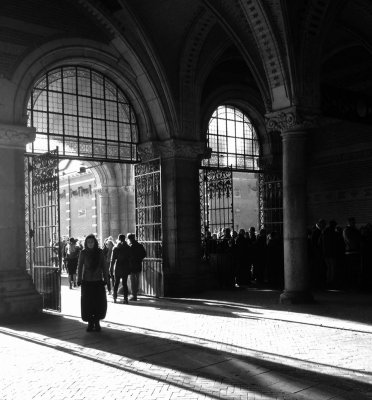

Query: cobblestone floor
left=1, top=283, right=372, bottom=400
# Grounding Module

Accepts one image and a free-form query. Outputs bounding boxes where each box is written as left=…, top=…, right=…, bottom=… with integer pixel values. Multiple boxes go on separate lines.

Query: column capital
left=0, top=123, right=36, bottom=150
left=138, top=139, right=208, bottom=161
left=265, top=107, right=319, bottom=133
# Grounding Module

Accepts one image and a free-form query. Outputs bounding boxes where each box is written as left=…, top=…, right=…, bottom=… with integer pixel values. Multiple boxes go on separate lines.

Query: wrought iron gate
left=134, top=159, right=163, bottom=297
left=258, top=174, right=283, bottom=236
left=26, top=149, right=61, bottom=311
left=200, top=167, right=234, bottom=238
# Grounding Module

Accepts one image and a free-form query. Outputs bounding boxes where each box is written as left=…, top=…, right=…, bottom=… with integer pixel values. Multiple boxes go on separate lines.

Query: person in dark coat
left=319, top=220, right=344, bottom=288
left=127, top=233, right=147, bottom=301
left=343, top=217, right=362, bottom=289
left=103, top=236, right=115, bottom=294
left=110, top=234, right=131, bottom=304
left=64, top=237, right=81, bottom=289
left=267, top=231, right=284, bottom=289
left=77, top=234, right=108, bottom=332
left=253, top=228, right=267, bottom=285
left=235, top=229, right=248, bottom=286
left=310, top=219, right=327, bottom=289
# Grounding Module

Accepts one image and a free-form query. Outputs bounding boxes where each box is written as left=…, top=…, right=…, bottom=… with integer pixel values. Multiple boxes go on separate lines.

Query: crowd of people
left=202, top=227, right=284, bottom=290
left=309, top=217, right=372, bottom=291
left=202, top=216, right=372, bottom=292
left=54, top=232, right=146, bottom=332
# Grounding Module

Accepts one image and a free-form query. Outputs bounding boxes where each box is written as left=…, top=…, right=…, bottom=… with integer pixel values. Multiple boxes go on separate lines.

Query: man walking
left=127, top=233, right=146, bottom=301
left=110, top=234, right=131, bottom=304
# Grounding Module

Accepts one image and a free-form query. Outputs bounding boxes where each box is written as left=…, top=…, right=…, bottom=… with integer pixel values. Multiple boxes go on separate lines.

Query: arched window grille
left=202, top=105, right=260, bottom=171
left=26, top=66, right=139, bottom=162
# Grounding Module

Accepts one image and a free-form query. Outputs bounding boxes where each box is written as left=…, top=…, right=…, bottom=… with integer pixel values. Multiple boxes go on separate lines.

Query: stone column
left=107, top=186, right=120, bottom=238
left=114, top=163, right=135, bottom=234
left=97, top=186, right=122, bottom=242
left=266, top=110, right=315, bottom=304
left=139, top=139, right=207, bottom=295
left=0, top=123, right=43, bottom=317
left=97, top=188, right=110, bottom=244
left=281, top=130, right=313, bottom=303
left=118, top=185, right=135, bottom=234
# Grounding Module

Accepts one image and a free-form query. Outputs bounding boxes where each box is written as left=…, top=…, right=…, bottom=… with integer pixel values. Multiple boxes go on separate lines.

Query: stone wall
left=307, top=121, right=372, bottom=228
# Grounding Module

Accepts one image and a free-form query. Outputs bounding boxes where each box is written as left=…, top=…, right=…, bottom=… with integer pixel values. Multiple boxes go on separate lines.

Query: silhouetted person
left=310, top=219, right=326, bottom=289
left=343, top=217, right=361, bottom=290
left=267, top=231, right=284, bottom=289
left=235, top=229, right=247, bottom=286
left=110, top=234, right=131, bottom=304
left=360, top=223, right=372, bottom=290
left=77, top=234, right=108, bottom=332
left=127, top=233, right=146, bottom=301
left=319, top=220, right=344, bottom=288
left=64, top=237, right=81, bottom=289
left=254, top=228, right=267, bottom=285
left=103, top=236, right=115, bottom=294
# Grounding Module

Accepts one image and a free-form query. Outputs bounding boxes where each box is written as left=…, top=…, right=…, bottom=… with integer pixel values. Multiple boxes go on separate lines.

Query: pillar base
left=279, top=290, right=314, bottom=305
left=0, top=270, right=43, bottom=319
left=164, top=272, right=204, bottom=297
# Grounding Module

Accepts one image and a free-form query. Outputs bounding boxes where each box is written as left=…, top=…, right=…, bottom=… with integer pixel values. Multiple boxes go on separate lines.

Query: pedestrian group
left=60, top=232, right=146, bottom=332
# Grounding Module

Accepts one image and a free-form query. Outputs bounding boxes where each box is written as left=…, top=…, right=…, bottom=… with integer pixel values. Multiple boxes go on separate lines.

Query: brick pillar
left=139, top=140, right=206, bottom=295
left=0, top=123, right=43, bottom=317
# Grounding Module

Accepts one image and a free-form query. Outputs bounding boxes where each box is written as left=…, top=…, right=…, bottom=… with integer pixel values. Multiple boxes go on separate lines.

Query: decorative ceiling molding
left=239, top=0, right=287, bottom=92
left=180, top=8, right=217, bottom=138
left=203, top=0, right=271, bottom=110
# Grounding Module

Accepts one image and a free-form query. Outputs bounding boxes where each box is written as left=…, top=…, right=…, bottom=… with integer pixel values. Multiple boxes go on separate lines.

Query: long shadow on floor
left=192, top=286, right=372, bottom=326
left=1, top=311, right=371, bottom=400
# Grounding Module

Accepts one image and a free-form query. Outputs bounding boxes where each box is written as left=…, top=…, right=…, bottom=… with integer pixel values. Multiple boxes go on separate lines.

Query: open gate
left=26, top=149, right=61, bottom=311
left=258, top=173, right=283, bottom=236
left=134, top=159, right=163, bottom=297
left=200, top=167, right=234, bottom=238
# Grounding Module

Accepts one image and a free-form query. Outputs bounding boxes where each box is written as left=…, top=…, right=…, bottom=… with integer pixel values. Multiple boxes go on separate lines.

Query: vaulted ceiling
left=1, top=0, right=371, bottom=123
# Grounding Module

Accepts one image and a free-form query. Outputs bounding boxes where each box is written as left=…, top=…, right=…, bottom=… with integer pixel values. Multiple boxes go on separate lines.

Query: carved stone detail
left=0, top=123, right=36, bottom=149
left=138, top=140, right=207, bottom=161
left=265, top=108, right=319, bottom=132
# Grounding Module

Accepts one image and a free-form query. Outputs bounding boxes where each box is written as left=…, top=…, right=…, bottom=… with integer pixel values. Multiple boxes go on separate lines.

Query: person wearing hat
left=64, top=237, right=81, bottom=289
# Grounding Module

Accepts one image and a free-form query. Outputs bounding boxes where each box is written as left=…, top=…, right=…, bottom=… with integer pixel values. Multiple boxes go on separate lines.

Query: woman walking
left=77, top=234, right=109, bottom=332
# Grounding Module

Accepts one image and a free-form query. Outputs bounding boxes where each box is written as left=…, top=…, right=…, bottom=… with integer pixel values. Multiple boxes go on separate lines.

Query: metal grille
left=26, top=66, right=139, bottom=163
left=202, top=105, right=260, bottom=171
left=134, top=159, right=163, bottom=297
left=28, top=150, right=61, bottom=311
left=33, top=266, right=61, bottom=311
left=25, top=156, right=32, bottom=273
left=200, top=167, right=234, bottom=238
left=258, top=173, right=283, bottom=236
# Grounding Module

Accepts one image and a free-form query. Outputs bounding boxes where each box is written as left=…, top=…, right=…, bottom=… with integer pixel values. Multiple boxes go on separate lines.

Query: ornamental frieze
left=0, top=123, right=36, bottom=149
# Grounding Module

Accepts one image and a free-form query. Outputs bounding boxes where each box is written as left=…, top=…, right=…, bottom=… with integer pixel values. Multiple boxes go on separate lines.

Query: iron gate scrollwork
left=134, top=159, right=163, bottom=297
left=258, top=173, right=283, bottom=236
left=26, top=149, right=61, bottom=311
left=200, top=167, right=234, bottom=239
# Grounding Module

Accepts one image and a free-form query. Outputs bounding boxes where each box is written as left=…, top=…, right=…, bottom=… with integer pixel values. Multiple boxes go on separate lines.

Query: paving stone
left=0, top=286, right=372, bottom=400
